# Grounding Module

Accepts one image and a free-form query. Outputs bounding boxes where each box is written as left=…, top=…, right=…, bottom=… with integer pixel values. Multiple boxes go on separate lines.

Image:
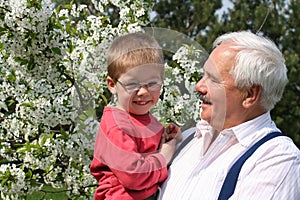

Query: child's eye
left=147, top=81, right=159, bottom=87
left=125, top=83, right=139, bottom=90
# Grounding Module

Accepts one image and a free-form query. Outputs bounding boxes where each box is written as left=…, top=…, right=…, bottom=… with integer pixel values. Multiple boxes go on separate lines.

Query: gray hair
left=213, top=31, right=288, bottom=111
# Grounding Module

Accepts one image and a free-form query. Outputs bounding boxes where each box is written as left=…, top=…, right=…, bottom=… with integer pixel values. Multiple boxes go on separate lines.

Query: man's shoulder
left=274, top=135, right=300, bottom=157
left=249, top=134, right=300, bottom=164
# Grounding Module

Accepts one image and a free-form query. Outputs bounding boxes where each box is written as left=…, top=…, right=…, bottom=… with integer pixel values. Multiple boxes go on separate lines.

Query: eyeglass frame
left=117, top=80, right=163, bottom=94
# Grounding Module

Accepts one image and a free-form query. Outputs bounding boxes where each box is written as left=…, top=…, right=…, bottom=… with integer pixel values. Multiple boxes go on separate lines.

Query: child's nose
left=136, top=85, right=150, bottom=95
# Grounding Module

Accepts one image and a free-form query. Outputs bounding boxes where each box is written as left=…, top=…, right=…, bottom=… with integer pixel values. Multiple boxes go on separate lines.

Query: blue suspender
left=218, top=131, right=283, bottom=200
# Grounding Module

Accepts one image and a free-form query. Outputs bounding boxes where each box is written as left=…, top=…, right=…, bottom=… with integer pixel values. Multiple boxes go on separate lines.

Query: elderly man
left=159, top=31, right=300, bottom=200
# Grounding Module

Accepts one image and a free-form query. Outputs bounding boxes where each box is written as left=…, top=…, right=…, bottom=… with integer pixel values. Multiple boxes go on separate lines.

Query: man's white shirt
left=159, top=112, right=300, bottom=200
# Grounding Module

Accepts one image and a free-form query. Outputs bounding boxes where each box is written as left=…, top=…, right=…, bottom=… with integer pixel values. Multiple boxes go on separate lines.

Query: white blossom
left=0, top=0, right=206, bottom=199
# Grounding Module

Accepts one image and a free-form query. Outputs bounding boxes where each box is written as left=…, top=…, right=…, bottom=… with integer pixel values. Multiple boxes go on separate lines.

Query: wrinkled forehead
left=205, top=42, right=237, bottom=75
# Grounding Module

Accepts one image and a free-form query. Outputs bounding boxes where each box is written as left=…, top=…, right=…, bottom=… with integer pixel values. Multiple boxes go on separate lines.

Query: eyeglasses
left=117, top=80, right=163, bottom=93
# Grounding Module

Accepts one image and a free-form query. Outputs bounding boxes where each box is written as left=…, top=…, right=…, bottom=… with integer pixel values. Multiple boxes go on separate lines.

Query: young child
left=90, top=33, right=182, bottom=200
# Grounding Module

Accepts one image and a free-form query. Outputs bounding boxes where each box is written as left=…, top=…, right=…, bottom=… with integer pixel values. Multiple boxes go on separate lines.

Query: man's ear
left=242, top=85, right=262, bottom=108
left=107, top=76, right=117, bottom=94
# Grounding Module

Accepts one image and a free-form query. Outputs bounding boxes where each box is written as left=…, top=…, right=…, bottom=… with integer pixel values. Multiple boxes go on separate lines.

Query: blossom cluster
left=0, top=0, right=205, bottom=199
left=152, top=44, right=206, bottom=128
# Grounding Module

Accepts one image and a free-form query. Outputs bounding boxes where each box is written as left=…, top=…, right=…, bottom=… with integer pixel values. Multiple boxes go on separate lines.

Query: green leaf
left=0, top=42, right=4, bottom=50
left=52, top=47, right=62, bottom=55
left=20, top=102, right=34, bottom=108
left=14, top=57, right=28, bottom=65
left=25, top=169, right=33, bottom=180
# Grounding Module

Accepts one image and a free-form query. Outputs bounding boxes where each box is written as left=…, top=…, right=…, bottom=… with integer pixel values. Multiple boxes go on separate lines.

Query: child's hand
left=159, top=133, right=166, bottom=149
left=165, top=123, right=182, bottom=143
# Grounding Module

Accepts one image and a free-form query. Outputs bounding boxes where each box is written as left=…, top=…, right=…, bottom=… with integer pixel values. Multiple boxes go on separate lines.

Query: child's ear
left=107, top=76, right=117, bottom=94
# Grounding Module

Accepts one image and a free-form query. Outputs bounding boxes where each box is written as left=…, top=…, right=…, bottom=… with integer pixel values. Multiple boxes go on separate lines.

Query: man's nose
left=195, top=77, right=207, bottom=93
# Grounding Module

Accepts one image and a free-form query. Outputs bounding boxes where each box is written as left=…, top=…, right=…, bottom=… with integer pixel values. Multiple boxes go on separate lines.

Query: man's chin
left=200, top=113, right=211, bottom=123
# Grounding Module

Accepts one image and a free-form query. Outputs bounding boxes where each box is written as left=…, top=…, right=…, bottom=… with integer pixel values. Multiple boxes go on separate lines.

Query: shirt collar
left=225, top=112, right=273, bottom=147
left=195, top=112, right=276, bottom=148
left=195, top=120, right=216, bottom=138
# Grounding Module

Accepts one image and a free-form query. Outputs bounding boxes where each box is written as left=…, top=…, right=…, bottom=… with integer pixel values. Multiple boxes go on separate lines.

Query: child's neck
left=115, top=105, right=149, bottom=116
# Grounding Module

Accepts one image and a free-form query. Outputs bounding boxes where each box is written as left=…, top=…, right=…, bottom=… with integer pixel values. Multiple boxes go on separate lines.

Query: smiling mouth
left=134, top=101, right=150, bottom=105
left=199, top=94, right=212, bottom=105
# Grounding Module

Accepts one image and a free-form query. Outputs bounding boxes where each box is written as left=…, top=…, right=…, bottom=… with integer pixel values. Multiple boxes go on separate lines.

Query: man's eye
left=211, top=77, right=220, bottom=83
left=206, top=74, right=219, bottom=84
